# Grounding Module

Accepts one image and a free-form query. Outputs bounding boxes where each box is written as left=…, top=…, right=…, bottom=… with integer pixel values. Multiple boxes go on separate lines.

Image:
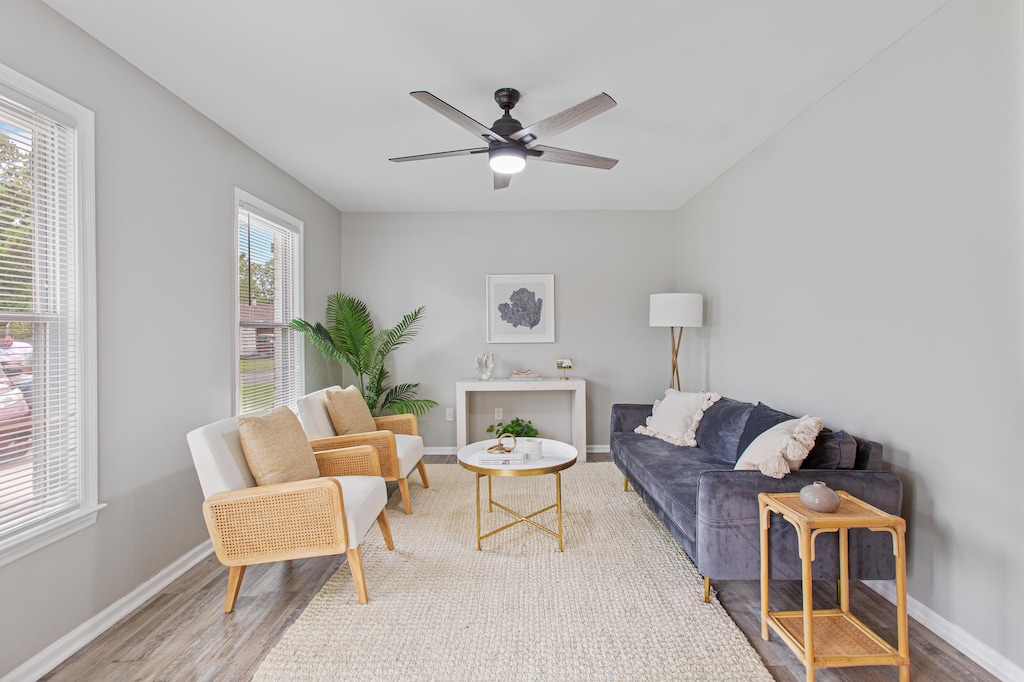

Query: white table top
left=457, top=437, right=578, bottom=477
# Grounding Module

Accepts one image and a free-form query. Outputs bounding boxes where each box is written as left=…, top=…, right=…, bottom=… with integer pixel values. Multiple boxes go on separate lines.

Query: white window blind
left=0, top=63, right=98, bottom=566
left=235, top=190, right=303, bottom=414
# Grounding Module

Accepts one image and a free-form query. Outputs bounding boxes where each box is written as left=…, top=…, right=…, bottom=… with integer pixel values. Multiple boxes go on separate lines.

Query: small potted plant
left=485, top=417, right=538, bottom=438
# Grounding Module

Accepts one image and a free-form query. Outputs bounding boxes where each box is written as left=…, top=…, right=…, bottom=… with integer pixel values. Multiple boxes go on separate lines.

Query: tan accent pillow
left=238, top=406, right=320, bottom=486
left=325, top=386, right=377, bottom=435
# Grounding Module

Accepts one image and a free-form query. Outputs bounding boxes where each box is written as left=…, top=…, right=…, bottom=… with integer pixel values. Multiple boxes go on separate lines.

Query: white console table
left=455, top=378, right=587, bottom=462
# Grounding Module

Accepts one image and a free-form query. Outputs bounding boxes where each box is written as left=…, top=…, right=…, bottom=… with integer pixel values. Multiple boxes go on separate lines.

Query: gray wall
left=339, top=211, right=676, bottom=448
left=673, top=0, right=1023, bottom=670
left=0, top=0, right=344, bottom=674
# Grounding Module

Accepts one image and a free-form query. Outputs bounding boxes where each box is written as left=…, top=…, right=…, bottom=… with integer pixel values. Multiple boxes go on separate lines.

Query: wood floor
left=42, top=457, right=998, bottom=682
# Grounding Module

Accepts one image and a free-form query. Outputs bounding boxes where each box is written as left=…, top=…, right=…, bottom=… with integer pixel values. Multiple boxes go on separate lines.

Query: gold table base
left=474, top=471, right=565, bottom=551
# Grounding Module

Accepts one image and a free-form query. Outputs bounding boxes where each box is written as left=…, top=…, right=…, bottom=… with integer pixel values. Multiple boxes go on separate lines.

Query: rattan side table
left=759, top=491, right=909, bottom=682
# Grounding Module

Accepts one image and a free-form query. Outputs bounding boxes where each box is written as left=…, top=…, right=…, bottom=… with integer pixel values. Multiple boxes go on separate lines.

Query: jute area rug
left=253, top=462, right=772, bottom=681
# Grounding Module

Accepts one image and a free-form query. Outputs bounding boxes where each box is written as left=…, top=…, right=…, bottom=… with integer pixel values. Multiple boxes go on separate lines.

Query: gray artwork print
left=498, top=287, right=543, bottom=329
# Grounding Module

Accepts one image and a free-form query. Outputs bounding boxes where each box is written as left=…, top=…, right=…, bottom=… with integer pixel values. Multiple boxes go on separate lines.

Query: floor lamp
left=649, top=293, right=703, bottom=391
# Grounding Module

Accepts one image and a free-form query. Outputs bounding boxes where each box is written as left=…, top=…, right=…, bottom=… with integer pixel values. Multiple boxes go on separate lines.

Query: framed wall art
left=486, top=274, right=555, bottom=343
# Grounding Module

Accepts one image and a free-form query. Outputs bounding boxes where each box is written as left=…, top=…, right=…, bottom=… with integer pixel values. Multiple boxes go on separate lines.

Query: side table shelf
left=759, top=491, right=909, bottom=682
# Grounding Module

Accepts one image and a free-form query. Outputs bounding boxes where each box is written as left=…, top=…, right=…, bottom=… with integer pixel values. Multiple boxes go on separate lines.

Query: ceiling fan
left=389, top=88, right=618, bottom=190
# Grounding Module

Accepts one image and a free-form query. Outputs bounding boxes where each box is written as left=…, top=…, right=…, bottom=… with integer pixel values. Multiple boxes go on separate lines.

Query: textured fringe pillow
left=734, top=415, right=824, bottom=478
left=635, top=389, right=722, bottom=447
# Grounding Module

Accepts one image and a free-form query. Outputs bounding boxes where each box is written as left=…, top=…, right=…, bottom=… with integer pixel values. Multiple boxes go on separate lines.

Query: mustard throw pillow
left=326, top=386, right=377, bottom=435
left=238, top=406, right=320, bottom=486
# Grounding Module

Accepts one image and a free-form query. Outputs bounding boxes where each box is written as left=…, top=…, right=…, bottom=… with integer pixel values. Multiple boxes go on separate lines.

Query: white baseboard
left=1, top=541, right=213, bottom=682
left=862, top=580, right=1023, bottom=681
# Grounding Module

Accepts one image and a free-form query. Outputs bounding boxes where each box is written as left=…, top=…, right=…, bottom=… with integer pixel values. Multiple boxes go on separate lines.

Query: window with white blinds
left=0, top=63, right=99, bottom=567
left=235, top=189, right=303, bottom=414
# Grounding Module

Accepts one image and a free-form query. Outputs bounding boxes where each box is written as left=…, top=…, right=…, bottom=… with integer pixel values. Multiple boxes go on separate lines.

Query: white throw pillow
left=734, top=415, right=824, bottom=478
left=635, top=390, right=721, bottom=447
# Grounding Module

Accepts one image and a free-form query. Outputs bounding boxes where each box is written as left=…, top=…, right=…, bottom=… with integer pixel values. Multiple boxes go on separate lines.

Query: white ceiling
left=42, top=0, right=947, bottom=213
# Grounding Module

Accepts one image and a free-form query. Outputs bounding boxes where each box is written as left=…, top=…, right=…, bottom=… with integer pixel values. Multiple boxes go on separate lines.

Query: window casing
left=234, top=189, right=303, bottom=414
left=0, top=62, right=99, bottom=568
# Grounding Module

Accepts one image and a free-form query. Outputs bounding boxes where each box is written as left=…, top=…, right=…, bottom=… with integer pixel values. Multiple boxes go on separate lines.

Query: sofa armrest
left=374, top=414, right=418, bottom=437
left=611, top=404, right=653, bottom=433
left=697, top=469, right=903, bottom=522
left=695, top=469, right=903, bottom=581
left=310, top=431, right=400, bottom=479
left=315, top=445, right=382, bottom=477
left=202, top=478, right=347, bottom=565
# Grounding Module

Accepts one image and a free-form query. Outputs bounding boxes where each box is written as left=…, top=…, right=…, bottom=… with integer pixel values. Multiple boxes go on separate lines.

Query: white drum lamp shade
left=649, top=293, right=703, bottom=390
left=650, top=293, right=704, bottom=328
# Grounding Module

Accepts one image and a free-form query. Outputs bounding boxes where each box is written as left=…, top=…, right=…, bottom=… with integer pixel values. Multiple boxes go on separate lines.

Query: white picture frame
left=486, top=274, right=555, bottom=343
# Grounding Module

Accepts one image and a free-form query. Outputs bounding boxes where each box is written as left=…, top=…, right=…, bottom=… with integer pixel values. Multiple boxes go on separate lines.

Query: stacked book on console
left=509, top=372, right=542, bottom=381
left=478, top=448, right=526, bottom=465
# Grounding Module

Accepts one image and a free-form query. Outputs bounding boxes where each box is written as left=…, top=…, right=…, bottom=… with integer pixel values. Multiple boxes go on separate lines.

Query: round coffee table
left=457, top=438, right=578, bottom=551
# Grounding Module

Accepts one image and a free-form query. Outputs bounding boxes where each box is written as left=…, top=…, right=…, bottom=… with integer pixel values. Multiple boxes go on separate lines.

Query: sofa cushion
left=694, top=397, right=755, bottom=464
left=635, top=389, right=721, bottom=447
left=610, top=431, right=727, bottom=548
left=737, top=403, right=795, bottom=455
left=734, top=415, right=824, bottom=478
left=805, top=429, right=858, bottom=469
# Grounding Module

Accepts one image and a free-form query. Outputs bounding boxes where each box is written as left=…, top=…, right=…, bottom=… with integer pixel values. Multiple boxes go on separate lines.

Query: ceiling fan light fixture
left=489, top=145, right=527, bottom=174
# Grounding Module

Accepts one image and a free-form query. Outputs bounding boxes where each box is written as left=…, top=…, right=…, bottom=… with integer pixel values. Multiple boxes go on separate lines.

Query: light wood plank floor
left=42, top=457, right=998, bottom=681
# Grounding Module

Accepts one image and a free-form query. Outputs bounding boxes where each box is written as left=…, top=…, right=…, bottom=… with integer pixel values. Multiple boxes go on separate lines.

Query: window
left=235, top=188, right=303, bottom=414
left=0, top=63, right=98, bottom=567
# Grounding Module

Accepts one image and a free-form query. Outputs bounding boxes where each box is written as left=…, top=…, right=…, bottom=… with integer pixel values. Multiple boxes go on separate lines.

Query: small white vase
left=799, top=481, right=840, bottom=513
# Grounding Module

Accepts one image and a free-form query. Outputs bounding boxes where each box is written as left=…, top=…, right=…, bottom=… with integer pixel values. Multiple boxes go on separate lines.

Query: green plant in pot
left=290, top=292, right=438, bottom=416
left=486, top=417, right=538, bottom=438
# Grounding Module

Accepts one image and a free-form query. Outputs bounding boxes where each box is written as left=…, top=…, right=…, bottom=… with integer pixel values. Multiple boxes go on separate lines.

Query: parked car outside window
left=0, top=370, right=31, bottom=462
left=256, top=333, right=274, bottom=357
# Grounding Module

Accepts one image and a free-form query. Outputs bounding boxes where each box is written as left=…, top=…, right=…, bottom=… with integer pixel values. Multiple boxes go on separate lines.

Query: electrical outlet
left=494, top=407, right=503, bottom=420
left=445, top=408, right=454, bottom=421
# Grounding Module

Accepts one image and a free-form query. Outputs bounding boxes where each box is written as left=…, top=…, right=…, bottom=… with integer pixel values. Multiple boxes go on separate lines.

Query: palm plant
left=290, top=293, right=438, bottom=416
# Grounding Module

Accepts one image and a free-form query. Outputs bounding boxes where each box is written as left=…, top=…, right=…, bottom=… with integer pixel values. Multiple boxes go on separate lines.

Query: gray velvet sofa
left=610, top=398, right=903, bottom=599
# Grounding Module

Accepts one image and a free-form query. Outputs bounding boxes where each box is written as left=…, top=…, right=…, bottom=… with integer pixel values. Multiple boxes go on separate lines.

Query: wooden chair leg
left=398, top=477, right=413, bottom=514
left=224, top=565, right=246, bottom=613
left=346, top=546, right=369, bottom=604
left=416, top=458, right=430, bottom=488
left=377, top=509, right=395, bottom=550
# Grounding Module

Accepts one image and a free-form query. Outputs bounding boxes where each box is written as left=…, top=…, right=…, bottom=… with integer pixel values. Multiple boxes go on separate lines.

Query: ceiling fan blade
left=410, top=91, right=508, bottom=145
left=510, top=93, right=616, bottom=149
left=532, top=145, right=618, bottom=170
left=389, top=147, right=488, bottom=163
left=493, top=172, right=512, bottom=190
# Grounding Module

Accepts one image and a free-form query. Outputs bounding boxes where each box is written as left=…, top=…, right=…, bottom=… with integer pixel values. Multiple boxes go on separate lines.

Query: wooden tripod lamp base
left=668, top=326, right=684, bottom=391
left=650, top=293, right=703, bottom=391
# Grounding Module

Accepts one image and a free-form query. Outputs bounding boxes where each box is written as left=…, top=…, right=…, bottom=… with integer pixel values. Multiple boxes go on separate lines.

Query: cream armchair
left=187, top=414, right=394, bottom=612
left=297, top=387, right=429, bottom=515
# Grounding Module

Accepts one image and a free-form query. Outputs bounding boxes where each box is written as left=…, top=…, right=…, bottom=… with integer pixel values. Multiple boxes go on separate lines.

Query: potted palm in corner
left=290, top=292, right=438, bottom=416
